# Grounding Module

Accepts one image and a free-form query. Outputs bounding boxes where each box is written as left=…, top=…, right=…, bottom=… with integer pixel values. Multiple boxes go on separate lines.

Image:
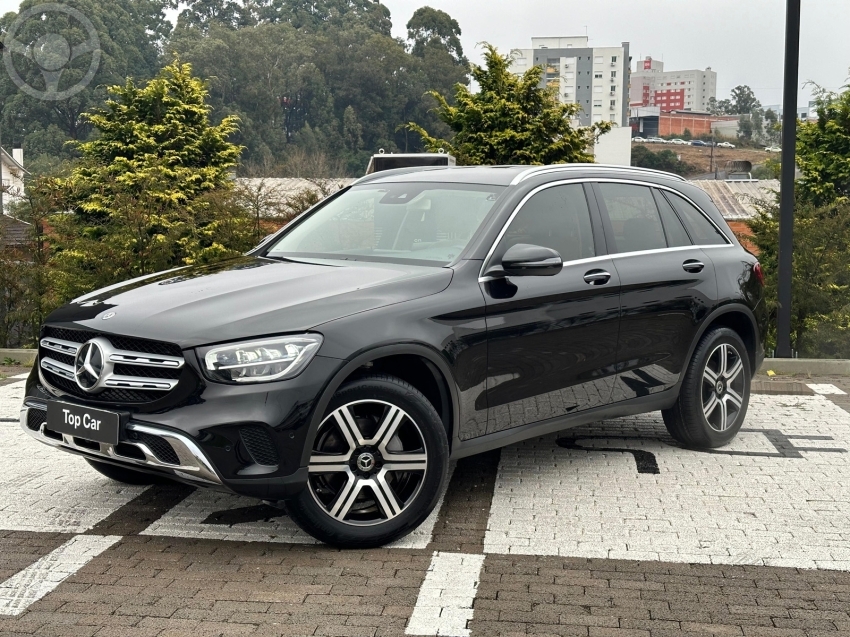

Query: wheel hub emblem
left=356, top=452, right=376, bottom=472
left=716, top=380, right=724, bottom=394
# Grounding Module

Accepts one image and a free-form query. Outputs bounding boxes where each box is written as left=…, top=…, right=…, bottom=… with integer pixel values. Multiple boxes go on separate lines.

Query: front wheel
left=286, top=374, right=449, bottom=548
left=662, top=327, right=751, bottom=449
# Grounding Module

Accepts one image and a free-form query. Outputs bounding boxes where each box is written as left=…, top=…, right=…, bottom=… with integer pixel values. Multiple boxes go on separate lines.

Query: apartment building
left=511, top=36, right=631, bottom=127
left=630, top=57, right=717, bottom=113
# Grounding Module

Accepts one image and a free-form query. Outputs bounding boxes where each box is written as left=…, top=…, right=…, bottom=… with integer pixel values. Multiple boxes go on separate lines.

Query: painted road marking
left=808, top=383, right=847, bottom=395
left=485, top=394, right=850, bottom=570
left=406, top=551, right=485, bottom=637
left=0, top=535, right=120, bottom=616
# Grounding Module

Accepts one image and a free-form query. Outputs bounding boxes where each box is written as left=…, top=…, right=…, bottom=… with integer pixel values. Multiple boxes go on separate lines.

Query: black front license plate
left=46, top=401, right=120, bottom=445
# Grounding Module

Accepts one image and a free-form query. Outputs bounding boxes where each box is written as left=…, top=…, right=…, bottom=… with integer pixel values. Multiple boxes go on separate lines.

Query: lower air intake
left=240, top=426, right=280, bottom=467
left=136, top=432, right=180, bottom=465
left=27, top=408, right=47, bottom=431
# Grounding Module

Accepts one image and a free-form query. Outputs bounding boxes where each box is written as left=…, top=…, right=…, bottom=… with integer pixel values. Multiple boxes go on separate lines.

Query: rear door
left=592, top=182, right=721, bottom=401
left=482, top=183, right=621, bottom=435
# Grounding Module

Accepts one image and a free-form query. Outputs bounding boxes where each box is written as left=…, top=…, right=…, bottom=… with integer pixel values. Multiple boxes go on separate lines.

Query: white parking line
left=807, top=383, right=847, bottom=395
left=484, top=394, right=850, bottom=570
left=406, top=551, right=485, bottom=637
left=0, top=535, right=120, bottom=616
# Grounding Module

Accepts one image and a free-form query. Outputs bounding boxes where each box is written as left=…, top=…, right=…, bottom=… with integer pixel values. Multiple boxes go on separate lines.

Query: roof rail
left=510, top=164, right=688, bottom=185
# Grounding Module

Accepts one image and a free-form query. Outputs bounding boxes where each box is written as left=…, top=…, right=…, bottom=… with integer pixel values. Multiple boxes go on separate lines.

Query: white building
left=511, top=36, right=630, bottom=128
left=1, top=147, right=26, bottom=212
left=630, top=57, right=717, bottom=113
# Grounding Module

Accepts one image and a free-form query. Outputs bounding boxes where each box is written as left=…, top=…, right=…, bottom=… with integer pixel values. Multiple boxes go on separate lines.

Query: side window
left=497, top=185, right=595, bottom=263
left=654, top=190, right=692, bottom=247
left=597, top=183, right=666, bottom=253
left=664, top=192, right=728, bottom=245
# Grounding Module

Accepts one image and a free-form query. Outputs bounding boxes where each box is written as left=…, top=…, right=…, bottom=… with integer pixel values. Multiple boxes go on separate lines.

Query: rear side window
left=654, top=190, right=692, bottom=247
left=664, top=192, right=728, bottom=245
left=597, top=183, right=666, bottom=253
left=497, top=184, right=595, bottom=262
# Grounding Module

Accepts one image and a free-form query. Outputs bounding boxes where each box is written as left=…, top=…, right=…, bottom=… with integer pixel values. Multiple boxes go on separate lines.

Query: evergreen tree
left=408, top=44, right=610, bottom=165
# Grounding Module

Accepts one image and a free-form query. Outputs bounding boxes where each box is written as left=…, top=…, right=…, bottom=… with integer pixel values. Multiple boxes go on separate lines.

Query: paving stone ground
left=2, top=375, right=850, bottom=636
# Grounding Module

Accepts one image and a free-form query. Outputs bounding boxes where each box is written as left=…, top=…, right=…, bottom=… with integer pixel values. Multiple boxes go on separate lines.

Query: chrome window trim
left=509, top=164, right=688, bottom=186
left=479, top=177, right=732, bottom=279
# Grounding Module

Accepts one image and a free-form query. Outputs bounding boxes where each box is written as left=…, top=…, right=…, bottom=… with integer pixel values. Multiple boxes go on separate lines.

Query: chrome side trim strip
left=40, top=337, right=81, bottom=356
left=108, top=351, right=184, bottom=369
left=19, top=404, right=222, bottom=487
left=103, top=376, right=178, bottom=391
left=479, top=177, right=733, bottom=279
left=41, top=357, right=75, bottom=380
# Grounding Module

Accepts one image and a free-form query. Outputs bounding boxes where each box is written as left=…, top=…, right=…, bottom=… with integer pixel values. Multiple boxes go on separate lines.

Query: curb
left=0, top=349, right=36, bottom=366
left=759, top=358, right=850, bottom=376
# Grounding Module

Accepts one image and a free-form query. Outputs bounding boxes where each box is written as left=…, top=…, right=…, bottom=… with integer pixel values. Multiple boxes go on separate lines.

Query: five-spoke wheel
left=286, top=374, right=449, bottom=548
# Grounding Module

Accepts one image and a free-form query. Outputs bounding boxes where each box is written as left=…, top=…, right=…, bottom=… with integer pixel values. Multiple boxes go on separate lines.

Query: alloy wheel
left=308, top=400, right=428, bottom=526
left=701, top=343, right=745, bottom=432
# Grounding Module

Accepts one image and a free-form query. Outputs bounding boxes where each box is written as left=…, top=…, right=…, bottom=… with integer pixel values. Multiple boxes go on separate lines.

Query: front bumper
left=23, top=354, right=343, bottom=498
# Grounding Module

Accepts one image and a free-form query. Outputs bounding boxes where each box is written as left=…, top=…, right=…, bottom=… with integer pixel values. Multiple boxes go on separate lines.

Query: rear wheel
left=662, top=327, right=751, bottom=449
left=85, top=458, right=173, bottom=485
left=286, top=374, right=449, bottom=548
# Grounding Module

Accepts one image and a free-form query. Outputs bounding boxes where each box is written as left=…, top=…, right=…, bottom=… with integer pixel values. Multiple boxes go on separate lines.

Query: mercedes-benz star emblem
left=356, top=452, right=376, bottom=473
left=101, top=312, right=115, bottom=320
left=74, top=339, right=105, bottom=392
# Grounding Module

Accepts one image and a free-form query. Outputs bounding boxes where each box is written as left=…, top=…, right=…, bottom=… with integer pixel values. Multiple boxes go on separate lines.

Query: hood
left=47, top=256, right=453, bottom=348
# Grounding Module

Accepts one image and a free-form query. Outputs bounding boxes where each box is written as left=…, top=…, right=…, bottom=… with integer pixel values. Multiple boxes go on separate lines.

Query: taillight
left=753, top=262, right=765, bottom=286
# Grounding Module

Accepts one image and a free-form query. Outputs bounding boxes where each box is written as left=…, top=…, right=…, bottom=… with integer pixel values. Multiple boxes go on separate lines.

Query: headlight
left=201, top=335, right=323, bottom=384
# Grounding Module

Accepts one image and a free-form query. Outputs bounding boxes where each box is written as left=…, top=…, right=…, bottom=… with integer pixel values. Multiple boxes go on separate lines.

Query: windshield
left=266, top=182, right=505, bottom=266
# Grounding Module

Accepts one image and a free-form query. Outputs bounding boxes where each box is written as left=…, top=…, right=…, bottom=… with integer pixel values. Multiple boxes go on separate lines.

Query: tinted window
left=654, top=190, right=692, bottom=247
left=268, top=182, right=504, bottom=265
left=664, top=192, right=728, bottom=245
left=597, top=183, right=666, bottom=253
left=497, top=185, right=595, bottom=262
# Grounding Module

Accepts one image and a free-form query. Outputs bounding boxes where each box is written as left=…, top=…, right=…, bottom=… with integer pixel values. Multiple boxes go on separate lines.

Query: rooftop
left=690, top=179, right=779, bottom=220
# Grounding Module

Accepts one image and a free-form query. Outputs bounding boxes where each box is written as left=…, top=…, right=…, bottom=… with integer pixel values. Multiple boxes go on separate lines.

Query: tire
left=286, top=374, right=449, bottom=548
left=662, top=327, right=751, bottom=449
left=85, top=458, right=174, bottom=485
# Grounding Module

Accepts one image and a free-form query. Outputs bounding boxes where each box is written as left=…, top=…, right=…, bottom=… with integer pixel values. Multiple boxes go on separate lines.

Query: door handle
left=683, top=259, right=705, bottom=273
left=583, top=269, right=611, bottom=285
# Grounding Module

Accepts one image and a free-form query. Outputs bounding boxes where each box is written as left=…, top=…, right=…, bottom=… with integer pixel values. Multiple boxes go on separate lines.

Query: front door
left=482, top=183, right=621, bottom=435
left=592, top=182, right=721, bottom=401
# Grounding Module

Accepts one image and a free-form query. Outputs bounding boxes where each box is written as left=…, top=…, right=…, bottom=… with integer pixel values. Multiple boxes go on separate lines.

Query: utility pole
left=776, top=0, right=802, bottom=358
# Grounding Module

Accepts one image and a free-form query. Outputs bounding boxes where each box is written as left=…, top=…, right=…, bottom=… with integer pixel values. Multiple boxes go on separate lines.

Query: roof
left=0, top=214, right=31, bottom=249
left=236, top=178, right=355, bottom=196
left=0, top=148, right=27, bottom=175
left=689, top=179, right=779, bottom=220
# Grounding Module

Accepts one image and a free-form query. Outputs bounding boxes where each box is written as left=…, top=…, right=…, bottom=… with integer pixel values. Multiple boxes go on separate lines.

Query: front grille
left=240, top=426, right=280, bottom=466
left=39, top=326, right=185, bottom=404
left=136, top=432, right=180, bottom=465
left=27, top=407, right=46, bottom=431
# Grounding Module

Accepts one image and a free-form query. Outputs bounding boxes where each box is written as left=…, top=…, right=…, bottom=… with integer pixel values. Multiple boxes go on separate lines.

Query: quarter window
left=663, top=192, right=728, bottom=245
left=654, top=190, right=692, bottom=247
left=597, top=183, right=666, bottom=253
left=497, top=185, right=595, bottom=263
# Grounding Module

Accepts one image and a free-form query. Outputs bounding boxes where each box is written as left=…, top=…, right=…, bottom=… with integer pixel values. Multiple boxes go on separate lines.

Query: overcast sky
left=381, top=0, right=850, bottom=106
left=0, top=0, right=847, bottom=106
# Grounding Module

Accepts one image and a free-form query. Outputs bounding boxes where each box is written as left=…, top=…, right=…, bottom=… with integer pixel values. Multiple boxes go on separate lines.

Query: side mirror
left=487, top=243, right=563, bottom=278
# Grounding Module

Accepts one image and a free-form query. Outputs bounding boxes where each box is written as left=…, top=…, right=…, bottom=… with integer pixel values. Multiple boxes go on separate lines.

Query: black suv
left=20, top=165, right=765, bottom=547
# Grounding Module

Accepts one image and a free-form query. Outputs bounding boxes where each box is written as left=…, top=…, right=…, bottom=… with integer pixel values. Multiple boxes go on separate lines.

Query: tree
left=730, top=85, right=761, bottom=115
left=407, top=44, right=610, bottom=165
left=738, top=115, right=754, bottom=142
left=49, top=59, right=253, bottom=295
left=764, top=108, right=780, bottom=145
left=406, top=7, right=467, bottom=67
left=247, top=0, right=392, bottom=35
left=631, top=145, right=697, bottom=177
left=747, top=196, right=850, bottom=353
left=0, top=0, right=171, bottom=172
left=709, top=97, right=732, bottom=116
left=797, top=82, right=850, bottom=205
